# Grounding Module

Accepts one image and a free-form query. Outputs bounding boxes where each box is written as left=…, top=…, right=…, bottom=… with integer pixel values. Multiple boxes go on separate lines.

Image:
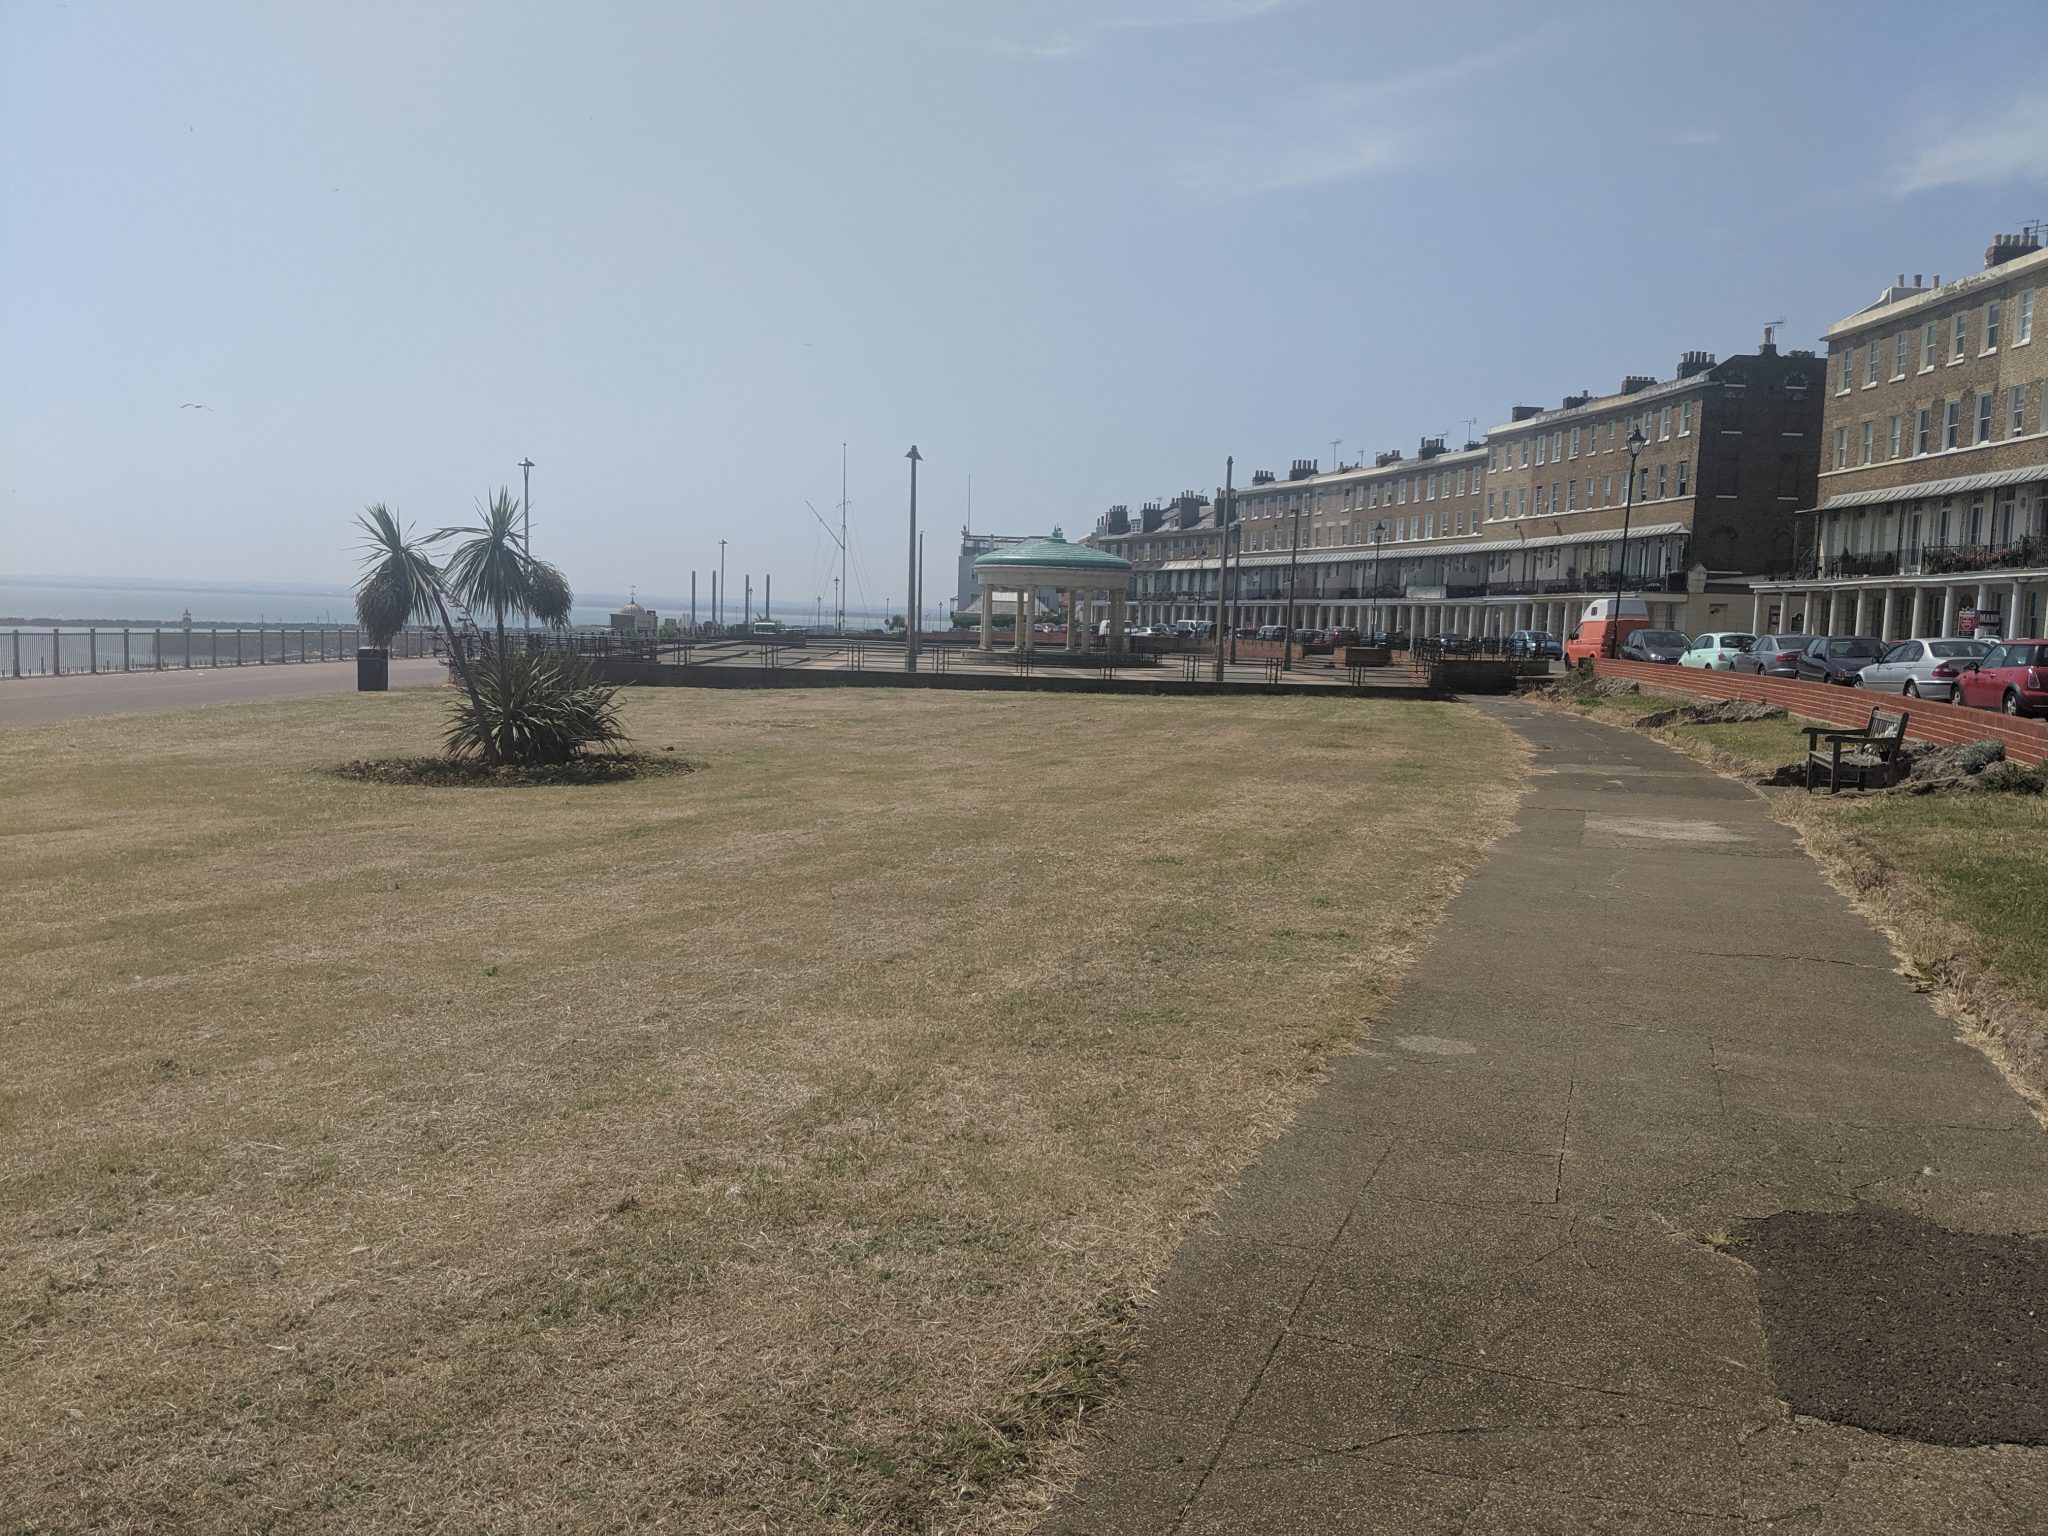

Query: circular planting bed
left=331, top=752, right=697, bottom=788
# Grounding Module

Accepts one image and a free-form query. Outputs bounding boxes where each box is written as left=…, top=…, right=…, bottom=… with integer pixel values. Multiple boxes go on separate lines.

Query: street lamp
left=1369, top=519, right=1387, bottom=639
left=1609, top=425, right=1647, bottom=657
left=1281, top=494, right=1304, bottom=670
left=718, top=539, right=727, bottom=628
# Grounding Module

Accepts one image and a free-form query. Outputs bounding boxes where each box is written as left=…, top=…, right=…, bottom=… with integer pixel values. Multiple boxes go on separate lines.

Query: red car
left=1955, top=638, right=2048, bottom=717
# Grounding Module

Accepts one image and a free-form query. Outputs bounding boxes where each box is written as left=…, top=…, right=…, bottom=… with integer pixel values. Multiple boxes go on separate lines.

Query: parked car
left=1793, top=635, right=1884, bottom=685
left=1619, top=629, right=1689, bottom=663
left=1428, top=632, right=1478, bottom=654
left=1678, top=632, right=1756, bottom=669
left=1378, top=629, right=1411, bottom=650
left=1506, top=629, right=1563, bottom=660
left=1955, top=638, right=2048, bottom=716
left=1735, top=634, right=1806, bottom=677
left=1323, top=625, right=1362, bottom=647
left=1255, top=624, right=1286, bottom=641
left=1854, top=637, right=1990, bottom=700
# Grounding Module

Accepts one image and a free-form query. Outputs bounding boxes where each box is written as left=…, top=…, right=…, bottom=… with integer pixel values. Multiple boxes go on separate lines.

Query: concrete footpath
left=1044, top=698, right=2048, bottom=1534
left=0, top=658, right=447, bottom=727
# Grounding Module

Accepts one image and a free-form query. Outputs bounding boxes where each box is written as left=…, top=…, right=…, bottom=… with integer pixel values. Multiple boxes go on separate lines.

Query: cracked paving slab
left=1038, top=701, right=2048, bottom=1535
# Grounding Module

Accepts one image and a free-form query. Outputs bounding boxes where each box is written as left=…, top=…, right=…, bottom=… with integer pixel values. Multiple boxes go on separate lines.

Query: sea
left=1, top=575, right=899, bottom=631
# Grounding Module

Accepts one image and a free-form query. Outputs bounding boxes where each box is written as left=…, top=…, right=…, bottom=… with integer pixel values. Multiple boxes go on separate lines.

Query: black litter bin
left=356, top=646, right=390, bottom=692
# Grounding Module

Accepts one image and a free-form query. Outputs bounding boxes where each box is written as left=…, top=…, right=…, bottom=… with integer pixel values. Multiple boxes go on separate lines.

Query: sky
left=4, top=0, right=2047, bottom=616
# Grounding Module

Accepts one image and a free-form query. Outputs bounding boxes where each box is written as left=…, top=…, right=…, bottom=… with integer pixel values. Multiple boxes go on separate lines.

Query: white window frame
left=1922, top=321, right=1938, bottom=371
left=1952, top=314, right=1967, bottom=361
left=1832, top=426, right=1847, bottom=468
left=1893, top=333, right=1907, bottom=379
left=1985, top=300, right=2002, bottom=352
left=2012, top=386, right=2026, bottom=436
left=1678, top=401, right=1692, bottom=436
left=2018, top=289, right=2035, bottom=345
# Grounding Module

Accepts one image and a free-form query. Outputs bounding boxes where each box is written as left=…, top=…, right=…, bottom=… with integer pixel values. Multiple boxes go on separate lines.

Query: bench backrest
left=1869, top=707, right=1907, bottom=747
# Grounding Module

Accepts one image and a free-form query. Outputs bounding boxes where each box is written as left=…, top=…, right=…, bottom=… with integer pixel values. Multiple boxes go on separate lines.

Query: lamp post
left=904, top=445, right=922, bottom=673
left=518, top=457, right=535, bottom=634
left=1281, top=494, right=1303, bottom=670
left=1212, top=456, right=1234, bottom=681
left=1369, top=520, right=1387, bottom=639
left=718, top=539, right=727, bottom=628
left=1609, top=426, right=1647, bottom=657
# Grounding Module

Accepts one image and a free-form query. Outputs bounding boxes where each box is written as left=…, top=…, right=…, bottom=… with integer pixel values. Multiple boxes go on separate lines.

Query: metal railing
left=1, top=624, right=437, bottom=679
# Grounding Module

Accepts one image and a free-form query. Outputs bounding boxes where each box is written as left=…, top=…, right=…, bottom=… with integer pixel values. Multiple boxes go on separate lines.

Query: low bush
left=444, top=649, right=628, bottom=766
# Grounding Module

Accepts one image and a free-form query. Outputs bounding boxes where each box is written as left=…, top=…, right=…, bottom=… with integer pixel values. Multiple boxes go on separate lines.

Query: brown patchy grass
left=0, top=686, right=1524, bottom=1533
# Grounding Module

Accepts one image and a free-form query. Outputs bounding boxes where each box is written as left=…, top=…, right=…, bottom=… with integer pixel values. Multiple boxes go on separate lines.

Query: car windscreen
left=1929, top=640, right=1989, bottom=659
left=1717, top=635, right=1756, bottom=649
left=1640, top=631, right=1687, bottom=646
left=1827, top=638, right=1881, bottom=657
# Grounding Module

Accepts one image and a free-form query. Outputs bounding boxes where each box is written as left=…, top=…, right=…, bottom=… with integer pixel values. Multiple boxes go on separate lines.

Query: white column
left=1017, top=590, right=1032, bottom=651
left=1066, top=589, right=1080, bottom=652
left=1941, top=585, right=1958, bottom=637
left=1880, top=588, right=1895, bottom=641
left=1751, top=592, right=1764, bottom=632
left=1110, top=591, right=1126, bottom=652
left=980, top=593, right=994, bottom=650
left=1909, top=586, right=1927, bottom=636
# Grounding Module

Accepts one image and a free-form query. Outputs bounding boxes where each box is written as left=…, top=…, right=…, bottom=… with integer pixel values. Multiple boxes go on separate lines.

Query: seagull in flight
left=180, top=402, right=209, bottom=409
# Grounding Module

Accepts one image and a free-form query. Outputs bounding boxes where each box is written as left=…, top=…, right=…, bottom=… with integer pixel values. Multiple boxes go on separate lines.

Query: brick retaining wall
left=1588, top=658, right=2048, bottom=766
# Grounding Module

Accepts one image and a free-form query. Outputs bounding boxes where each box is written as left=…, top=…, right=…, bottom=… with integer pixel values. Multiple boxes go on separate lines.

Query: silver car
left=1855, top=637, right=1991, bottom=700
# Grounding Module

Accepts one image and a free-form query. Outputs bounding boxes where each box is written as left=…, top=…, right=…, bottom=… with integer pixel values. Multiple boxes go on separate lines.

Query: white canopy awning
left=1817, top=465, right=2046, bottom=511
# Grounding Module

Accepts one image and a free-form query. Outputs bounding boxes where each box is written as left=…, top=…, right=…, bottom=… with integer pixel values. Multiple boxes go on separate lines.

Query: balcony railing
left=1772, top=535, right=2048, bottom=584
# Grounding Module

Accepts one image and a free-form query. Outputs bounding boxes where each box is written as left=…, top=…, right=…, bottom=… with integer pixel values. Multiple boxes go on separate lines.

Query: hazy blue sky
left=5, top=0, right=2046, bottom=614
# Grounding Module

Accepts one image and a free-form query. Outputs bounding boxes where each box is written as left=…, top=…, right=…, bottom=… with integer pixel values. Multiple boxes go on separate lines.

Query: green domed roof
left=973, top=529, right=1131, bottom=573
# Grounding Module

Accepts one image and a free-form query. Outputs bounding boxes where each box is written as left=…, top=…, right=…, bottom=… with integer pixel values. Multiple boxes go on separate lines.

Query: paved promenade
left=0, top=658, right=447, bottom=727
left=1045, top=699, right=2048, bottom=1533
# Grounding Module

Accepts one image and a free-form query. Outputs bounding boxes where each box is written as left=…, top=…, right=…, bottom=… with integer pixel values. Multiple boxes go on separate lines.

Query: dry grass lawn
left=0, top=686, right=1523, bottom=1533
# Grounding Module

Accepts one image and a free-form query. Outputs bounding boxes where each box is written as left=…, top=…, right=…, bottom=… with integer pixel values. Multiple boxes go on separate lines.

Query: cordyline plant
left=352, top=497, right=625, bottom=767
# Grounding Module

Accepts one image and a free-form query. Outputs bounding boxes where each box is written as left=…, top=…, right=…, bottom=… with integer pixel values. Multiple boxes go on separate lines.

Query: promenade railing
left=3, top=624, right=447, bottom=679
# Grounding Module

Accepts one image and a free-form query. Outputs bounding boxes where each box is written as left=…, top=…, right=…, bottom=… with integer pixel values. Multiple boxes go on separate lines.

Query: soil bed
left=332, top=751, right=697, bottom=787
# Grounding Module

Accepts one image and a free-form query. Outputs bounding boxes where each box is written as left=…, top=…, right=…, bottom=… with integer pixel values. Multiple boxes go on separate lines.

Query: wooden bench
left=1804, top=707, right=1909, bottom=793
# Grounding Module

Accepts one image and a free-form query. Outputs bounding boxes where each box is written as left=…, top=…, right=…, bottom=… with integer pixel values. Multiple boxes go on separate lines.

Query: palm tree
left=352, top=503, right=483, bottom=713
left=440, top=489, right=574, bottom=653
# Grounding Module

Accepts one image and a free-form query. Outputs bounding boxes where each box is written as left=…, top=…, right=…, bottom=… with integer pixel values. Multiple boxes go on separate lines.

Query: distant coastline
left=3, top=575, right=903, bottom=629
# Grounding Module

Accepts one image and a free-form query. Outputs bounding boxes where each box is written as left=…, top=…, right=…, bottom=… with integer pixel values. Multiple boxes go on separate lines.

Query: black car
left=1620, top=628, right=1689, bottom=663
left=1793, top=634, right=1884, bottom=685
left=1736, top=634, right=1806, bottom=676
left=1368, top=629, right=1411, bottom=650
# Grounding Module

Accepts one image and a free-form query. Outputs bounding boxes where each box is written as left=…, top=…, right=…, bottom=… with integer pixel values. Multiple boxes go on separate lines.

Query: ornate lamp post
left=1609, top=425, right=1647, bottom=657
left=1370, top=519, right=1387, bottom=639
left=1282, top=494, right=1304, bottom=670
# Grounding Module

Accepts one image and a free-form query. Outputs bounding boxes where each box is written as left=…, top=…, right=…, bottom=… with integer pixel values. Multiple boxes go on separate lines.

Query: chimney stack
left=1418, top=436, right=1446, bottom=460
left=1620, top=375, right=1657, bottom=395
left=1676, top=351, right=1717, bottom=378
left=1287, top=458, right=1319, bottom=480
left=1509, top=404, right=1542, bottom=421
left=1986, top=231, right=2042, bottom=269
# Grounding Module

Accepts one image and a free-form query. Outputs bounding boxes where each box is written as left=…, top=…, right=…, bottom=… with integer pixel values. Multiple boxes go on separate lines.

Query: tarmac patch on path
left=1742, top=1204, right=2048, bottom=1448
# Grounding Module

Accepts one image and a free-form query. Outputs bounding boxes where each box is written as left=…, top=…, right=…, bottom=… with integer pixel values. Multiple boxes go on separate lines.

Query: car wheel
left=1849, top=676, right=1863, bottom=688
left=2005, top=690, right=2022, bottom=716
left=1903, top=681, right=1920, bottom=699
